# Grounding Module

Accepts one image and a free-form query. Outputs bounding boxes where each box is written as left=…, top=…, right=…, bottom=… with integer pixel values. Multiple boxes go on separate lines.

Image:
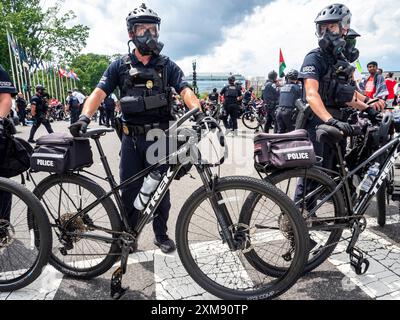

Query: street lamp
left=192, top=60, right=199, bottom=97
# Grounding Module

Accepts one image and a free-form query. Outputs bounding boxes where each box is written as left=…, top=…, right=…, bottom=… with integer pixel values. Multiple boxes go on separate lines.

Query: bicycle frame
left=309, top=134, right=400, bottom=221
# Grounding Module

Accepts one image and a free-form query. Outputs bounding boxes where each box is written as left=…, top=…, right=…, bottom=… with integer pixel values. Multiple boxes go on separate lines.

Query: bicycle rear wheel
left=176, top=176, right=308, bottom=300
left=262, top=168, right=346, bottom=274
left=0, top=178, right=51, bottom=292
left=33, top=174, right=122, bottom=279
left=242, top=111, right=260, bottom=130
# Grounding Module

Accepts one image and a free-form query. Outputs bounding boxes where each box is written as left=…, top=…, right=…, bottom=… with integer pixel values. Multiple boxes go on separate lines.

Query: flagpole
left=45, top=62, right=52, bottom=98
left=14, top=37, right=28, bottom=99
left=12, top=42, right=23, bottom=96
left=53, top=66, right=59, bottom=101
left=6, top=31, right=17, bottom=92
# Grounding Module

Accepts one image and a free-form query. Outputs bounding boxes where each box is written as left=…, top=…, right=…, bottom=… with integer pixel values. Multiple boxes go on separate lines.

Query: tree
left=70, top=53, right=111, bottom=95
left=0, top=0, right=89, bottom=73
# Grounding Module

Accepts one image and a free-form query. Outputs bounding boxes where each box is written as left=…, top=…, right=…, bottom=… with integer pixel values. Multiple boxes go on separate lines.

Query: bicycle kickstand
left=110, top=236, right=133, bottom=300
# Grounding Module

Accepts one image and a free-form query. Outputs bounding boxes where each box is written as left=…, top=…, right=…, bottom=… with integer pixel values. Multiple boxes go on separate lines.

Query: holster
left=295, top=99, right=312, bottom=130
left=114, top=116, right=123, bottom=142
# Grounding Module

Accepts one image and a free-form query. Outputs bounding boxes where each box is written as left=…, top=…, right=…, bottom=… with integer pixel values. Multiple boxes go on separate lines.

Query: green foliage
left=0, top=0, right=89, bottom=73
left=70, top=53, right=111, bottom=95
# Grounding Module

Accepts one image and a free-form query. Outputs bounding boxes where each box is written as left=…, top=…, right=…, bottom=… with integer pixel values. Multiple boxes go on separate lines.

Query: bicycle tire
left=261, top=168, right=346, bottom=274
left=176, top=176, right=308, bottom=300
left=0, top=178, right=51, bottom=292
left=33, top=174, right=122, bottom=279
left=242, top=111, right=260, bottom=130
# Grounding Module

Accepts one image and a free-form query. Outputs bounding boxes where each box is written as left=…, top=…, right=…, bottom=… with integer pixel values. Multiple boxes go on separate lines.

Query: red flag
left=58, top=67, right=66, bottom=78
left=279, top=49, right=287, bottom=78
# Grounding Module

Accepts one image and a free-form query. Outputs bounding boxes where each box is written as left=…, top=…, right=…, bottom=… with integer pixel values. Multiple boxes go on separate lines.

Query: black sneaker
left=154, top=236, right=176, bottom=254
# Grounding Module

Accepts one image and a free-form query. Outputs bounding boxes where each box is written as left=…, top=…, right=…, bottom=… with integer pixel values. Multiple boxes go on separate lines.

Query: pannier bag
left=254, top=130, right=317, bottom=170
left=30, top=133, right=93, bottom=174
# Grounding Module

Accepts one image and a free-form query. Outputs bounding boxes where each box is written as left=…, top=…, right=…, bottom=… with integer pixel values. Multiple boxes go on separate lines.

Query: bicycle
left=0, top=177, right=51, bottom=292
left=242, top=102, right=267, bottom=131
left=31, top=108, right=308, bottom=300
left=250, top=108, right=400, bottom=277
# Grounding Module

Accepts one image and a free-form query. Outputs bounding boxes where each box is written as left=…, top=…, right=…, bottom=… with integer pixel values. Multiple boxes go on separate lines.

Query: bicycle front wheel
left=0, top=178, right=51, bottom=292
left=176, top=176, right=308, bottom=300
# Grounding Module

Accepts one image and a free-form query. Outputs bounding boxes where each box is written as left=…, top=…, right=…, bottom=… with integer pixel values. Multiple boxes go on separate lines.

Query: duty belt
left=277, top=106, right=294, bottom=110
left=122, top=122, right=170, bottom=136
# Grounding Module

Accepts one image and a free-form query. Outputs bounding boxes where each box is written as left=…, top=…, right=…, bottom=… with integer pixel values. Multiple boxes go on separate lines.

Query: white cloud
left=176, top=0, right=400, bottom=77
left=50, top=0, right=400, bottom=77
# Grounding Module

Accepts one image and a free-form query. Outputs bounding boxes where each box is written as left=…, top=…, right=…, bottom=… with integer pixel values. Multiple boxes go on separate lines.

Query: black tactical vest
left=279, top=84, right=301, bottom=108
left=119, top=54, right=173, bottom=125
left=318, top=55, right=357, bottom=108
left=263, top=81, right=280, bottom=105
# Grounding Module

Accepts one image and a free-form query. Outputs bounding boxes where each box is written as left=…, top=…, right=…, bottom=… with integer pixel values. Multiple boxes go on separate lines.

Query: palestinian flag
left=279, top=49, right=287, bottom=78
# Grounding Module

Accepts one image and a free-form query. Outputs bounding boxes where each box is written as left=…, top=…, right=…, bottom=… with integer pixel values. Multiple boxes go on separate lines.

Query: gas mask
left=318, top=30, right=347, bottom=58
left=343, top=32, right=360, bottom=63
left=131, top=29, right=164, bottom=56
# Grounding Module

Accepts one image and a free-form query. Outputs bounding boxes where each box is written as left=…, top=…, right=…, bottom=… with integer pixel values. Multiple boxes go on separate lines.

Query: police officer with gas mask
left=69, top=3, right=203, bottom=254
left=220, top=76, right=242, bottom=136
left=296, top=4, right=385, bottom=197
left=262, top=70, right=281, bottom=133
left=28, top=85, right=54, bottom=143
left=0, top=65, right=17, bottom=234
left=276, top=69, right=302, bottom=133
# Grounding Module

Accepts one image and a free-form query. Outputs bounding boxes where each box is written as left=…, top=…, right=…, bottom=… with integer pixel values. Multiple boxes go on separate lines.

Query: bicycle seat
left=256, top=129, right=309, bottom=141
left=316, top=125, right=343, bottom=145
left=81, top=128, right=115, bottom=139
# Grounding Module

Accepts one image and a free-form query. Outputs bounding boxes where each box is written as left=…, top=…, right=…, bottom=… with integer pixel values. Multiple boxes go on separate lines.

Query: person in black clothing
left=69, top=3, right=203, bottom=254
left=15, top=92, right=27, bottom=126
left=0, top=65, right=17, bottom=233
left=276, top=70, right=302, bottom=133
left=98, top=101, right=106, bottom=125
left=243, top=87, right=255, bottom=106
left=208, top=88, right=219, bottom=104
left=28, top=85, right=54, bottom=143
left=104, top=94, right=117, bottom=128
left=262, top=70, right=281, bottom=133
left=220, top=76, right=242, bottom=136
left=67, top=90, right=81, bottom=125
left=295, top=3, right=385, bottom=205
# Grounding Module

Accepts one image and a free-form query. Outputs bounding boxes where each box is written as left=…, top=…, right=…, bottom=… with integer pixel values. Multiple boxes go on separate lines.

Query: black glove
left=69, top=115, right=91, bottom=137
left=326, top=118, right=354, bottom=136
left=365, top=107, right=381, bottom=124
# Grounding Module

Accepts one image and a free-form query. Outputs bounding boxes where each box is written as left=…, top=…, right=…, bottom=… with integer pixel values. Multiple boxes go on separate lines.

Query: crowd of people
left=0, top=1, right=398, bottom=262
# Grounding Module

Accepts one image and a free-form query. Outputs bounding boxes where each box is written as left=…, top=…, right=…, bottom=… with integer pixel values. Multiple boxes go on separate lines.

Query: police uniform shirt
left=0, top=65, right=17, bottom=97
left=72, top=91, right=86, bottom=104
left=97, top=54, right=189, bottom=121
left=30, top=95, right=47, bottom=116
left=220, top=85, right=242, bottom=105
left=16, top=96, right=27, bottom=109
left=208, top=93, right=219, bottom=102
left=298, top=48, right=329, bottom=83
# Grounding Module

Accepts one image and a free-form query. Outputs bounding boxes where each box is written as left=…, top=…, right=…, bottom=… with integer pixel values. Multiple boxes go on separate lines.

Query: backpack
left=0, top=120, right=33, bottom=178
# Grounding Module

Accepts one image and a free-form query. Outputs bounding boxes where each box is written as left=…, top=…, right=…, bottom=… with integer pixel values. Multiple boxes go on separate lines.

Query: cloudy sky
left=50, top=0, right=400, bottom=77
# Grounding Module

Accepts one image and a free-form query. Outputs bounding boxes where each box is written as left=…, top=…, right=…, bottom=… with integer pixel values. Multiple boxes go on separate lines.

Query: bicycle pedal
left=110, top=267, right=129, bottom=300
left=349, top=249, right=370, bottom=275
